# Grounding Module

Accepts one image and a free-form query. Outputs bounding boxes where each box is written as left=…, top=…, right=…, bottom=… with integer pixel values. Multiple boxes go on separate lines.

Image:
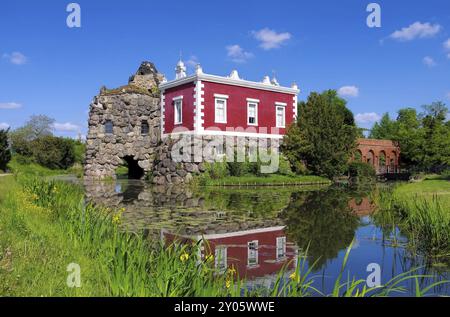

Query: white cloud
left=355, top=113, right=382, bottom=124
left=0, top=102, right=22, bottom=109
left=389, top=22, right=441, bottom=41
left=252, top=28, right=292, bottom=50
left=338, top=86, right=359, bottom=98
left=444, top=38, right=450, bottom=50
left=2, top=52, right=28, bottom=65
left=423, top=56, right=436, bottom=67
left=0, top=122, right=10, bottom=130
left=226, top=45, right=254, bottom=63
left=186, top=55, right=199, bottom=68
left=53, top=122, right=80, bottom=132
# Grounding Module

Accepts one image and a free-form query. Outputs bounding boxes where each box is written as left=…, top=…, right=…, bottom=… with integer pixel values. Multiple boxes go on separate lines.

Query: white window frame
left=173, top=96, right=183, bottom=125
left=275, top=104, right=286, bottom=128
left=247, top=240, right=259, bottom=267
left=215, top=246, right=227, bottom=273
left=247, top=102, right=258, bottom=126
left=276, top=236, right=286, bottom=260
left=214, top=97, right=228, bottom=124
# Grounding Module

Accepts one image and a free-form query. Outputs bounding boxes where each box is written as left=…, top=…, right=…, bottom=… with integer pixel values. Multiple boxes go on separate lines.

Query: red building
left=159, top=61, right=299, bottom=139
left=161, top=226, right=298, bottom=280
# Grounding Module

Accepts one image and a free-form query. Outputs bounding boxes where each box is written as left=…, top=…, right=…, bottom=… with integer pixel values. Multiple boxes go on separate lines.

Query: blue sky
left=1, top=0, right=450, bottom=138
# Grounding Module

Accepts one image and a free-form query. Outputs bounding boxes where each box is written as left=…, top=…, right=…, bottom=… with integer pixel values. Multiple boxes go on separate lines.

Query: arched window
left=141, top=121, right=149, bottom=135
left=105, top=120, right=113, bottom=134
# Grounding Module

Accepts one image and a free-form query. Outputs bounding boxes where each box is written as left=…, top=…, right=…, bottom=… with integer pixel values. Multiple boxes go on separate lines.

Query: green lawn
left=394, top=179, right=450, bottom=208
left=204, top=174, right=331, bottom=186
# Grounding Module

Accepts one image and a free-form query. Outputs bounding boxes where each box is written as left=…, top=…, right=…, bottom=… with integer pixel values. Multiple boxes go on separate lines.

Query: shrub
left=0, top=129, right=11, bottom=171
left=278, top=155, right=294, bottom=176
left=31, top=136, right=76, bottom=170
left=206, top=160, right=229, bottom=179
left=348, top=162, right=376, bottom=184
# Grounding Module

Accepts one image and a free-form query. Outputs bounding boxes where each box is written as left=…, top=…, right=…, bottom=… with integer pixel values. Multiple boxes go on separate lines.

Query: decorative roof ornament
left=161, top=75, right=167, bottom=83
left=271, top=77, right=280, bottom=86
left=175, top=59, right=187, bottom=79
left=229, top=70, right=240, bottom=80
left=262, top=75, right=271, bottom=85
left=195, top=64, right=203, bottom=75
left=291, top=82, right=298, bottom=90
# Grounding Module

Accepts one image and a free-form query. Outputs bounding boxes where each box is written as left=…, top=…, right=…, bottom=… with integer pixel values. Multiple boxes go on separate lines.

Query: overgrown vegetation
left=370, top=102, right=450, bottom=173
left=8, top=115, right=84, bottom=171
left=347, top=162, right=376, bottom=185
left=375, top=180, right=450, bottom=261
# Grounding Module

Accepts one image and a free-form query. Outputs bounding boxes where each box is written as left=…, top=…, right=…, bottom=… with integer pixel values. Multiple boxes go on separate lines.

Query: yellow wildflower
left=289, top=272, right=298, bottom=281
left=205, top=254, right=214, bottom=263
left=112, top=214, right=121, bottom=225
left=225, top=279, right=231, bottom=289
left=180, top=252, right=189, bottom=262
left=228, top=267, right=236, bottom=276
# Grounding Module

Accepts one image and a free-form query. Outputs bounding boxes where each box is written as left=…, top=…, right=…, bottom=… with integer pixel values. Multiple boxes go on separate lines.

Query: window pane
left=175, top=100, right=182, bottom=123
left=105, top=120, right=113, bottom=134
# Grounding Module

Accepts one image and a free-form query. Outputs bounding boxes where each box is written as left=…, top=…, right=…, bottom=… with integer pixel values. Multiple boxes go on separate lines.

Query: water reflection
left=84, top=180, right=449, bottom=295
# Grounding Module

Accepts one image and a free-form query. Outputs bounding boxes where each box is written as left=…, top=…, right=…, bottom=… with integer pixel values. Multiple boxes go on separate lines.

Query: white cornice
left=160, top=73, right=299, bottom=95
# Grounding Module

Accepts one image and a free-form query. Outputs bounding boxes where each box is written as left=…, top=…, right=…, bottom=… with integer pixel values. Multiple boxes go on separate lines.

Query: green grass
left=202, top=174, right=331, bottom=186
left=0, top=174, right=447, bottom=296
left=376, top=179, right=450, bottom=259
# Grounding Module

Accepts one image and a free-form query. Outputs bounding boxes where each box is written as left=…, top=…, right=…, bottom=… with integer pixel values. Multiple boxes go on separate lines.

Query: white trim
left=293, top=94, right=298, bottom=120
left=162, top=130, right=284, bottom=139
left=214, top=97, right=227, bottom=124
left=195, top=226, right=285, bottom=240
left=174, top=99, right=183, bottom=125
left=276, top=106, right=286, bottom=128
left=276, top=236, right=287, bottom=260
left=159, top=73, right=299, bottom=95
left=275, top=101, right=287, bottom=107
left=173, top=95, right=184, bottom=101
left=246, top=98, right=260, bottom=103
left=194, top=80, right=205, bottom=133
left=247, top=101, right=258, bottom=126
left=214, top=93, right=229, bottom=99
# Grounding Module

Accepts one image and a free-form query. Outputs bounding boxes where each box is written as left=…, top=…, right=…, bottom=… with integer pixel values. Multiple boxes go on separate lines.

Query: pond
left=83, top=179, right=450, bottom=296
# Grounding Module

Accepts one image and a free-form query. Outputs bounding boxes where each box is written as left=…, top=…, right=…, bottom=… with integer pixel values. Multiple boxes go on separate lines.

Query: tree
left=10, top=115, right=55, bottom=155
left=419, top=102, right=450, bottom=172
left=0, top=129, right=11, bottom=171
left=369, top=113, right=396, bottom=139
left=31, top=136, right=75, bottom=169
left=281, top=90, right=358, bottom=178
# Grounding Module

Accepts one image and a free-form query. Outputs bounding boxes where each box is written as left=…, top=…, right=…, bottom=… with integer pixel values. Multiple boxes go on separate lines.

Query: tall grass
left=376, top=187, right=450, bottom=259
left=1, top=175, right=448, bottom=296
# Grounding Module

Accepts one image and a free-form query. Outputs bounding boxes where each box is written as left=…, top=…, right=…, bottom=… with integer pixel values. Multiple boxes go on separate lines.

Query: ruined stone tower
left=84, top=62, right=163, bottom=180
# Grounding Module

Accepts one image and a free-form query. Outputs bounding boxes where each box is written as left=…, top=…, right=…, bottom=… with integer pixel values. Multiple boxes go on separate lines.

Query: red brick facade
left=355, top=138, right=401, bottom=174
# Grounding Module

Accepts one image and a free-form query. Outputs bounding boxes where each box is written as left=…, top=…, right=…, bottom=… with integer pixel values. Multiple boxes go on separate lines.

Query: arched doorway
left=366, top=150, right=375, bottom=166
left=354, top=150, right=362, bottom=162
left=379, top=151, right=386, bottom=174
left=389, top=151, right=397, bottom=173
left=121, top=156, right=144, bottom=179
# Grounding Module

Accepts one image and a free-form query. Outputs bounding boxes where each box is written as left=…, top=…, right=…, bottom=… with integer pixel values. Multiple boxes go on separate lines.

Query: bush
left=0, top=129, right=11, bottom=171
left=278, top=155, right=294, bottom=176
left=206, top=160, right=229, bottom=179
left=348, top=162, right=376, bottom=184
left=31, top=136, right=76, bottom=170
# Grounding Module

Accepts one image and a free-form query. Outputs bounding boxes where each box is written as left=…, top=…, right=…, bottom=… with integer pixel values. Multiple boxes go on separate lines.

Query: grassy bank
left=201, top=175, right=331, bottom=186
left=376, top=179, right=450, bottom=260
left=0, top=170, right=446, bottom=296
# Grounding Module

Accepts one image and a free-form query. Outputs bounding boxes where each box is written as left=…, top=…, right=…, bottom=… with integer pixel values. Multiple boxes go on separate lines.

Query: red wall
left=202, top=81, right=295, bottom=135
left=204, top=229, right=295, bottom=279
left=163, top=82, right=195, bottom=133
